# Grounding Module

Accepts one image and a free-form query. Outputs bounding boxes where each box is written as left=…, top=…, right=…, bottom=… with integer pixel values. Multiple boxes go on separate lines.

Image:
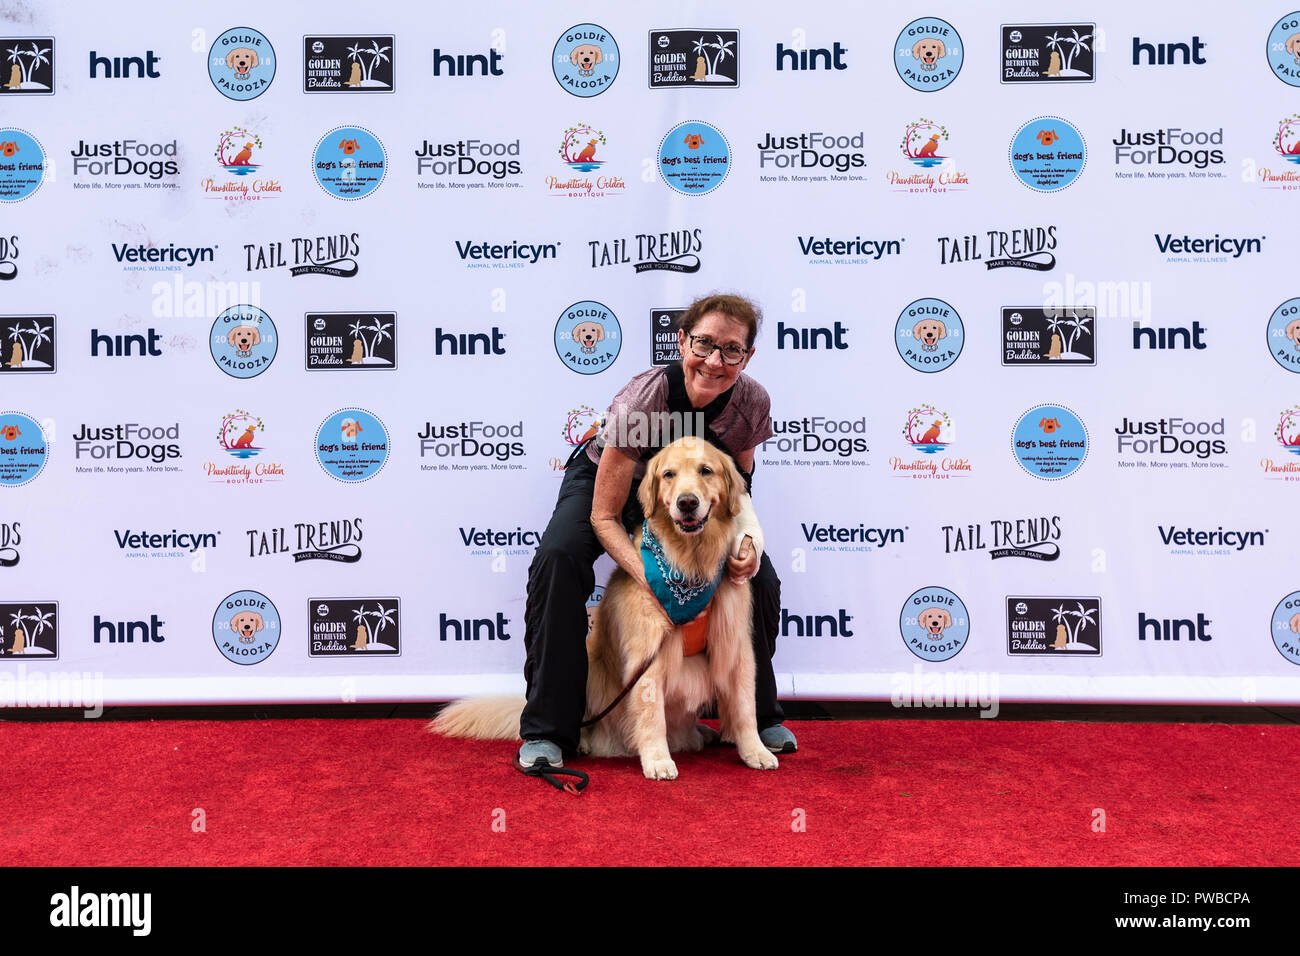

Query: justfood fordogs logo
left=0, top=129, right=46, bottom=202
left=207, top=409, right=285, bottom=485
left=1267, top=298, right=1300, bottom=372
left=1271, top=591, right=1300, bottom=666
left=314, top=126, right=387, bottom=200
left=306, top=312, right=395, bottom=370
left=1, top=38, right=54, bottom=94
left=1, top=315, right=54, bottom=373
left=309, top=599, right=399, bottom=656
left=649, top=30, right=737, bottom=88
left=208, top=27, right=275, bottom=100
left=756, top=131, right=866, bottom=183
left=1002, top=307, right=1096, bottom=365
left=895, top=298, right=962, bottom=372
left=659, top=120, right=731, bottom=195
left=549, top=124, right=625, bottom=198
left=1113, top=127, right=1226, bottom=180
left=889, top=119, right=969, bottom=193
left=1268, top=13, right=1300, bottom=86
left=901, top=586, right=969, bottom=662
left=553, top=24, right=619, bottom=96
left=0, top=602, right=56, bottom=656
left=0, top=412, right=47, bottom=486
left=70, top=138, right=179, bottom=189
left=211, top=305, right=276, bottom=379
left=213, top=590, right=279, bottom=664
left=895, top=17, right=963, bottom=91
left=1012, top=404, right=1088, bottom=480
left=893, top=405, right=971, bottom=479
left=1007, top=598, right=1101, bottom=656
left=1115, top=415, right=1227, bottom=467
left=304, top=36, right=393, bottom=92
left=204, top=126, right=282, bottom=201
left=316, top=408, right=389, bottom=483
left=1262, top=405, right=1300, bottom=480
left=1010, top=116, right=1086, bottom=192
left=555, top=301, right=620, bottom=374
left=1001, top=24, right=1095, bottom=83
left=416, top=137, right=523, bottom=188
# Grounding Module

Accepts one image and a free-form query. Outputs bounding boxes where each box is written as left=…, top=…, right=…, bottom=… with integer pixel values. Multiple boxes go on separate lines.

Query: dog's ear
left=226, top=50, right=237, bottom=68
left=570, top=49, right=581, bottom=66
left=252, top=613, right=264, bottom=632
left=935, top=39, right=945, bottom=58
left=912, top=40, right=924, bottom=58
left=722, top=451, right=746, bottom=517
left=227, top=329, right=238, bottom=346
left=941, top=609, right=951, bottom=628
left=591, top=48, right=603, bottom=65
left=934, top=321, right=945, bottom=338
left=637, top=462, right=660, bottom=519
left=250, top=327, right=260, bottom=345
left=594, top=324, right=605, bottom=342
left=1292, top=613, right=1300, bottom=634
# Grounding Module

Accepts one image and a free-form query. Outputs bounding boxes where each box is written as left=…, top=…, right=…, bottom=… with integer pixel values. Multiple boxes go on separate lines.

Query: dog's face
left=339, top=139, right=359, bottom=155
left=912, top=38, right=945, bottom=66
left=225, top=47, right=258, bottom=76
left=572, top=321, right=605, bottom=349
left=1289, top=34, right=1300, bottom=57
left=0, top=141, right=17, bottom=157
left=639, top=436, right=744, bottom=537
left=230, top=612, right=263, bottom=644
left=0, top=425, right=20, bottom=441
left=1291, top=613, right=1300, bottom=635
left=918, top=608, right=950, bottom=636
left=1287, top=319, right=1300, bottom=348
left=1037, top=129, right=1060, bottom=146
left=570, top=44, right=603, bottom=73
left=340, top=419, right=363, bottom=439
left=913, top=319, right=946, bottom=346
left=683, top=133, right=705, bottom=149
left=227, top=325, right=260, bottom=353
left=1039, top=417, right=1062, bottom=433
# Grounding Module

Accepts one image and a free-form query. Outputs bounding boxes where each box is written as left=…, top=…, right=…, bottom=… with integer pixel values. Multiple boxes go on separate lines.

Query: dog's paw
left=739, top=746, right=779, bottom=770
left=641, top=756, right=679, bottom=780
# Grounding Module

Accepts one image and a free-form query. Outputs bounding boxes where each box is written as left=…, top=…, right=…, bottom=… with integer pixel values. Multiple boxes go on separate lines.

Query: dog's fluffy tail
left=428, top=696, right=526, bottom=740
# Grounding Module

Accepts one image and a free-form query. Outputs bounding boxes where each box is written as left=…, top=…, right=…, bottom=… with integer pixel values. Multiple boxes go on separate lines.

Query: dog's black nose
left=677, top=494, right=699, bottom=514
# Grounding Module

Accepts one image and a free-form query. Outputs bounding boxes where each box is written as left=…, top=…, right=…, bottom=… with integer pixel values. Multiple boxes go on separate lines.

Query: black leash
left=512, top=753, right=590, bottom=795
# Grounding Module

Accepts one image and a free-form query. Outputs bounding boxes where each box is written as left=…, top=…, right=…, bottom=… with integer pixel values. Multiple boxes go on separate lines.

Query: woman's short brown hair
left=676, top=293, right=763, bottom=350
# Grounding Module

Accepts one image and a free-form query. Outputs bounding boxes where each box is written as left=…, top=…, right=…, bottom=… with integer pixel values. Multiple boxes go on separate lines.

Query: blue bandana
left=640, top=520, right=725, bottom=625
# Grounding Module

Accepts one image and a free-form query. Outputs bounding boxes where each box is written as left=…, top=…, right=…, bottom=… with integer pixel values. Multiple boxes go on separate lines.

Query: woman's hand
left=728, top=534, right=758, bottom=583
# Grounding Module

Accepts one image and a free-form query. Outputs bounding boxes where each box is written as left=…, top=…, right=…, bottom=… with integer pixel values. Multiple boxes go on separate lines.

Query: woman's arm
left=590, top=447, right=649, bottom=586
left=727, top=446, right=762, bottom=582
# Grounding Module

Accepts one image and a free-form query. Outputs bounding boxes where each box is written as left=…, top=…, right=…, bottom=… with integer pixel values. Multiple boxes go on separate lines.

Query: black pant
left=521, top=453, right=784, bottom=753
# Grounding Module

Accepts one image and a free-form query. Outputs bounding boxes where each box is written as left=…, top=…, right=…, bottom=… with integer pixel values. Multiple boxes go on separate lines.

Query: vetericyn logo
left=1159, top=524, right=1267, bottom=557
left=1154, top=232, right=1263, bottom=264
left=797, top=234, right=903, bottom=266
left=456, top=239, right=558, bottom=270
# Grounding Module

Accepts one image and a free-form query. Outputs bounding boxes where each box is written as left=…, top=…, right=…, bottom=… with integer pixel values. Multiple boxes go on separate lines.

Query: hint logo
left=90, top=327, right=163, bottom=357
left=1137, top=612, right=1212, bottom=641
left=438, top=612, right=511, bottom=640
left=93, top=614, right=165, bottom=643
left=1132, top=36, right=1207, bottom=65
left=776, top=320, right=849, bottom=350
left=1133, top=321, right=1207, bottom=350
left=780, top=608, right=854, bottom=637
left=775, top=41, right=847, bottom=70
left=433, top=48, right=504, bottom=76
left=434, top=326, right=505, bottom=356
left=89, top=49, right=161, bottom=78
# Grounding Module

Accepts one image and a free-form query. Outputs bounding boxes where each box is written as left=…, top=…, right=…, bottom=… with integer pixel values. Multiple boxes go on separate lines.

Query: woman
left=519, top=293, right=794, bottom=770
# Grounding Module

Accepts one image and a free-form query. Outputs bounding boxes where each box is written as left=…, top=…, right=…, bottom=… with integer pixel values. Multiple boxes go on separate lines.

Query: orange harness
left=681, top=607, right=710, bottom=657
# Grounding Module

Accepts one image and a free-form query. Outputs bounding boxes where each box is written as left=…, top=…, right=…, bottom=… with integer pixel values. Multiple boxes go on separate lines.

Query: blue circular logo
left=213, top=590, right=280, bottom=665
left=585, top=586, right=605, bottom=639
left=659, top=120, right=731, bottom=196
left=1010, top=116, right=1087, bottom=192
left=555, top=301, right=621, bottom=374
left=553, top=24, right=619, bottom=97
left=1267, top=298, right=1300, bottom=373
left=208, top=27, right=276, bottom=100
left=314, top=126, right=387, bottom=200
left=895, top=17, right=963, bottom=91
left=0, top=411, right=47, bottom=486
left=1012, top=404, right=1089, bottom=480
left=1268, top=14, right=1300, bottom=86
left=0, top=129, right=46, bottom=202
left=896, top=298, right=963, bottom=372
left=1272, top=592, right=1300, bottom=666
left=211, top=305, right=276, bottom=379
left=316, top=408, right=389, bottom=483
left=901, top=586, right=969, bottom=662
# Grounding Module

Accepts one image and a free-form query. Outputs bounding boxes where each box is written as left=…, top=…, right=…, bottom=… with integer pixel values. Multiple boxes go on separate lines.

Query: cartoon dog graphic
left=5, top=342, right=23, bottom=367
left=1042, top=50, right=1062, bottom=76
left=345, top=61, right=363, bottom=87
left=225, top=47, right=259, bottom=79
left=230, top=611, right=263, bottom=645
left=227, top=325, right=260, bottom=357
left=1288, top=33, right=1300, bottom=65
left=0, top=141, right=18, bottom=157
left=919, top=420, right=943, bottom=444
left=9, top=625, right=25, bottom=655
left=1045, top=333, right=1063, bottom=359
left=1039, top=417, right=1062, bottom=434
left=347, top=339, right=365, bottom=364
left=912, top=38, right=946, bottom=71
left=340, top=419, right=363, bottom=445
left=1037, top=129, right=1060, bottom=146
left=0, top=425, right=21, bottom=441
left=917, top=134, right=941, bottom=158
left=231, top=143, right=255, bottom=166
left=1286, top=320, right=1300, bottom=350
left=570, top=43, right=603, bottom=76
left=913, top=319, right=946, bottom=351
left=690, top=56, right=708, bottom=81
left=1052, top=624, right=1069, bottom=649
left=572, top=321, right=605, bottom=354
left=338, top=138, right=359, bottom=182
left=575, top=139, right=599, bottom=163
left=918, top=608, right=951, bottom=637
left=232, top=426, right=256, bottom=448
left=684, top=133, right=705, bottom=150
left=352, top=622, right=369, bottom=651
left=1291, top=613, right=1300, bottom=634
left=4, top=63, right=22, bottom=89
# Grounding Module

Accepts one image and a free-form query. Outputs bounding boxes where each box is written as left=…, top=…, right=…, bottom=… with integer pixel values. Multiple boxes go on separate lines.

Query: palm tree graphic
left=7, top=605, right=53, bottom=653
left=346, top=40, right=391, bottom=86
left=1043, top=310, right=1093, bottom=359
left=1050, top=602, right=1097, bottom=650
left=1061, top=29, right=1092, bottom=72
left=5, top=319, right=52, bottom=368
left=5, top=41, right=51, bottom=90
left=347, top=316, right=393, bottom=364
left=691, top=35, right=736, bottom=82
left=352, top=603, right=396, bottom=649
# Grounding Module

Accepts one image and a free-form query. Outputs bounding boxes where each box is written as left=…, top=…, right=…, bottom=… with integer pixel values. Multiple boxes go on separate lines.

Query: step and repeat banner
left=3, top=1, right=1300, bottom=708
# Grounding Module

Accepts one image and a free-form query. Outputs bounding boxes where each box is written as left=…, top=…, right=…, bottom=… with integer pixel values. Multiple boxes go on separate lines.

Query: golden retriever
left=431, top=436, right=778, bottom=780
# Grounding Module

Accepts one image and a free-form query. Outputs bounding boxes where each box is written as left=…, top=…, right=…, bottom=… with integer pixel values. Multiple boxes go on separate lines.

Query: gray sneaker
left=517, top=739, right=563, bottom=769
left=760, top=724, right=797, bottom=754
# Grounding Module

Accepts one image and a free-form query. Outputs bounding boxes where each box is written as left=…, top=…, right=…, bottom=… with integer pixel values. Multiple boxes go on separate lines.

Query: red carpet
left=5, top=718, right=1294, bottom=866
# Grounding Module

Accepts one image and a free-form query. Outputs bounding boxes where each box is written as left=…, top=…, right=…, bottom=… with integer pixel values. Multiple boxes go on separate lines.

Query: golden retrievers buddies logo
left=895, top=299, right=962, bottom=372
left=309, top=599, right=399, bottom=656
left=1, top=602, right=56, bottom=656
left=901, top=586, right=969, bottom=661
left=553, top=24, right=618, bottom=96
left=890, top=119, right=969, bottom=193
left=1269, top=13, right=1300, bottom=86
left=1, top=315, right=54, bottom=372
left=303, top=36, right=393, bottom=92
left=555, top=300, right=620, bottom=374
left=895, top=17, right=963, bottom=91
left=208, top=27, right=275, bottom=100
left=649, top=30, right=737, bottom=87
left=1271, top=592, right=1300, bottom=665
left=1001, top=25, right=1095, bottom=83
left=213, top=590, right=279, bottom=664
left=1007, top=598, right=1101, bottom=655
left=306, top=312, right=395, bottom=370
left=1, top=38, right=53, bottom=94
left=1002, top=307, right=1095, bottom=365
left=211, top=305, right=276, bottom=378
left=207, top=409, right=285, bottom=484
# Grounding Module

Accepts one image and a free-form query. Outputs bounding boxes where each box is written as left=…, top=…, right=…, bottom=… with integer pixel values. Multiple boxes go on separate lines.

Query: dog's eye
left=662, top=470, right=675, bottom=480
left=698, top=465, right=713, bottom=476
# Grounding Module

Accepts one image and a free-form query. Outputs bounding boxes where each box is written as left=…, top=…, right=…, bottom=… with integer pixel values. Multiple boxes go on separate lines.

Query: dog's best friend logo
left=306, top=312, right=396, bottom=370
left=1, top=38, right=53, bottom=94
left=1007, top=597, right=1101, bottom=655
left=901, top=586, right=969, bottom=661
left=895, top=17, right=963, bottom=91
left=555, top=301, right=620, bottom=374
left=309, top=598, right=399, bottom=655
left=1001, top=25, right=1095, bottom=83
left=1010, top=116, right=1086, bottom=192
left=211, top=305, right=276, bottom=379
left=0, top=602, right=56, bottom=656
left=896, top=298, right=962, bottom=372
left=314, top=126, right=387, bottom=200
left=0, top=412, right=47, bottom=486
left=0, top=129, right=45, bottom=202
left=659, top=120, right=730, bottom=195
left=316, top=408, right=389, bottom=483
left=208, top=27, right=275, bottom=100
left=213, top=590, right=279, bottom=664
left=1012, top=404, right=1088, bottom=480
left=649, top=30, right=738, bottom=88
left=553, top=24, right=618, bottom=96
left=1002, top=307, right=1096, bottom=365
left=1268, top=13, right=1300, bottom=86
left=304, top=36, right=393, bottom=92
left=1, top=315, right=54, bottom=373
left=1271, top=591, right=1300, bottom=666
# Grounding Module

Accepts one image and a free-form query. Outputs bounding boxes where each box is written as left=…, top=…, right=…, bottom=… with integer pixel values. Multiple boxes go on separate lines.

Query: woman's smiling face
left=678, top=311, right=754, bottom=407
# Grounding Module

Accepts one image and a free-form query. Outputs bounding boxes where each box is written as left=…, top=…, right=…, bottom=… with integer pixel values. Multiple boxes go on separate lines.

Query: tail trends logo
left=310, top=599, right=399, bottom=655
left=1007, top=598, right=1101, bottom=655
left=901, top=586, right=969, bottom=661
left=1012, top=404, right=1088, bottom=479
left=895, top=17, right=963, bottom=91
left=304, top=36, right=394, bottom=92
left=316, top=408, right=389, bottom=482
left=0, top=412, right=47, bottom=486
left=1268, top=14, right=1300, bottom=86
left=659, top=120, right=730, bottom=195
left=1001, top=25, right=1095, bottom=83
left=1003, top=307, right=1095, bottom=365
left=938, top=226, right=1058, bottom=272
left=2, top=315, right=54, bottom=372
left=1, top=38, right=54, bottom=94
left=314, top=126, right=387, bottom=200
left=208, top=27, right=275, bottom=100
left=1, top=602, right=55, bottom=656
left=0, top=128, right=46, bottom=201
left=896, top=299, right=962, bottom=372
left=649, top=31, right=738, bottom=88
left=1271, top=592, right=1300, bottom=665
left=211, top=305, right=276, bottom=378
left=1010, top=116, right=1086, bottom=191
left=554, top=24, right=618, bottom=96
left=555, top=301, right=620, bottom=374
left=213, top=590, right=279, bottom=664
